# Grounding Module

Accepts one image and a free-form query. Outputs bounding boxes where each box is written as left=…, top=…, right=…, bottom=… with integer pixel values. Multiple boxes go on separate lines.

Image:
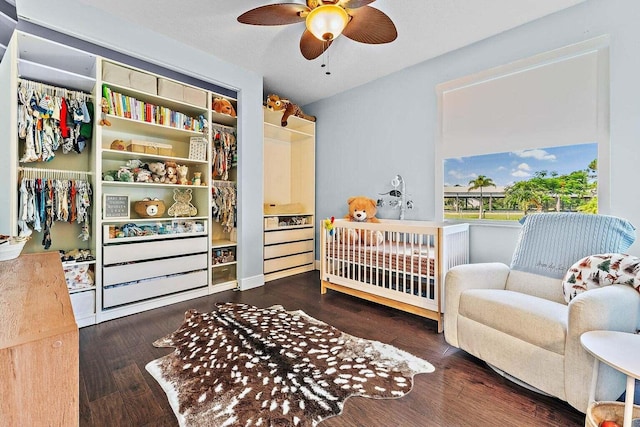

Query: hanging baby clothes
left=211, top=126, right=237, bottom=181
left=211, top=181, right=237, bottom=233
left=17, top=169, right=92, bottom=248
left=17, top=79, right=93, bottom=163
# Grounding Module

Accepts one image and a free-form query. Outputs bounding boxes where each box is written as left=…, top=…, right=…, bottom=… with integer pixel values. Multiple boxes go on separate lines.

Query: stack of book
left=102, top=85, right=205, bottom=132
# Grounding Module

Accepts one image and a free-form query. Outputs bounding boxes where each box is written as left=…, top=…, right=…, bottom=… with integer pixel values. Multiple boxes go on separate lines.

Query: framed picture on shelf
left=103, top=194, right=130, bottom=220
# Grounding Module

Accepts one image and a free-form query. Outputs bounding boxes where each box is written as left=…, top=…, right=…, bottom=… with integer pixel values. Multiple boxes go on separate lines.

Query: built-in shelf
left=18, top=59, right=96, bottom=92
left=211, top=111, right=237, bottom=127
left=101, top=180, right=208, bottom=189
left=212, top=239, right=237, bottom=248
left=104, top=81, right=208, bottom=117
left=212, top=260, right=237, bottom=268
left=62, top=260, right=96, bottom=268
left=103, top=230, right=208, bottom=244
left=69, top=286, right=96, bottom=294
left=102, top=216, right=208, bottom=224
left=104, top=115, right=204, bottom=140
left=101, top=148, right=208, bottom=165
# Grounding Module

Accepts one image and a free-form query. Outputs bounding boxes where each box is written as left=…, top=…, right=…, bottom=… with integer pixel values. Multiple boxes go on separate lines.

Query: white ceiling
left=76, top=0, right=585, bottom=106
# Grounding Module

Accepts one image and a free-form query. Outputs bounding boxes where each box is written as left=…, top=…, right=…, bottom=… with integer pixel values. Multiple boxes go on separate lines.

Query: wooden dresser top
left=0, top=252, right=77, bottom=349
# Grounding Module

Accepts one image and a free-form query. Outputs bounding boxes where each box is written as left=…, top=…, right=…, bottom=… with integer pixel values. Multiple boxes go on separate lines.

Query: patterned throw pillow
left=562, top=253, right=640, bottom=303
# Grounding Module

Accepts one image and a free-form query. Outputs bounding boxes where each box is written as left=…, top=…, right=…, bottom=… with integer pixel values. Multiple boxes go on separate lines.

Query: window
left=435, top=36, right=609, bottom=222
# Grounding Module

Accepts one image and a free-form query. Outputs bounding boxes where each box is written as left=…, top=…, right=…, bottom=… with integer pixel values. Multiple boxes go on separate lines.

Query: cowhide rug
left=145, top=302, right=434, bottom=427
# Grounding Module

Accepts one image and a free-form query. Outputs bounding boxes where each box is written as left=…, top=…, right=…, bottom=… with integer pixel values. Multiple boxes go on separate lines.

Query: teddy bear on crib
left=344, top=196, right=384, bottom=245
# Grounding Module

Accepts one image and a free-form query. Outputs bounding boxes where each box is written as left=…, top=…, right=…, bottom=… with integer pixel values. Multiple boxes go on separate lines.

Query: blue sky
left=444, top=143, right=597, bottom=187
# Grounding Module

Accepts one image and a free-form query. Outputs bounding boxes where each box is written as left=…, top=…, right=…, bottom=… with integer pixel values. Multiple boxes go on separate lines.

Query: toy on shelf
left=164, top=161, right=178, bottom=184
left=168, top=188, right=197, bottom=217
left=107, top=220, right=205, bottom=240
left=176, top=165, right=189, bottom=185
left=99, top=97, right=111, bottom=127
left=110, top=139, right=126, bottom=150
left=212, top=97, right=236, bottom=117
left=193, top=172, right=202, bottom=186
left=149, top=162, right=167, bottom=183
left=265, top=93, right=316, bottom=127
left=134, top=197, right=166, bottom=218
left=59, top=248, right=94, bottom=263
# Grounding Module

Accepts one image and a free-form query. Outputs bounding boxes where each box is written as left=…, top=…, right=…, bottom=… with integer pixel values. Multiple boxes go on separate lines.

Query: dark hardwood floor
left=79, top=271, right=585, bottom=426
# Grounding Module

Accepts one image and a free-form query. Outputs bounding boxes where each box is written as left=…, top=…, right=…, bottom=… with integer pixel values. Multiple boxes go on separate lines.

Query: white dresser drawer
left=103, top=270, right=207, bottom=308
left=103, top=236, right=208, bottom=264
left=264, top=252, right=314, bottom=274
left=70, top=290, right=95, bottom=317
left=264, top=240, right=314, bottom=260
left=103, top=253, right=208, bottom=286
left=264, top=227, right=314, bottom=245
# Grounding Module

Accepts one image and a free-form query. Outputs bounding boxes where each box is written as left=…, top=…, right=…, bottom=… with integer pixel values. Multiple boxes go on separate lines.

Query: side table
left=581, top=330, right=640, bottom=427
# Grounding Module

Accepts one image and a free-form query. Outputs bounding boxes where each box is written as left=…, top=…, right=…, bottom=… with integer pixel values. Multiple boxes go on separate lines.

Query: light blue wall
left=306, top=0, right=640, bottom=263
left=17, top=0, right=265, bottom=286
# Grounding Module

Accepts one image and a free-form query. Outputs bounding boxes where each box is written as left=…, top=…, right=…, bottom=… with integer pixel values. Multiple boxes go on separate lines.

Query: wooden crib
left=320, top=219, right=469, bottom=332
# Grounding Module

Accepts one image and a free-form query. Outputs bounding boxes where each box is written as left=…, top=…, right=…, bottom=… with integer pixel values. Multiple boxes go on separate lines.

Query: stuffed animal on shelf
left=168, top=188, right=198, bottom=217
left=110, top=139, right=126, bottom=150
left=265, top=94, right=316, bottom=127
left=344, top=196, right=384, bottom=245
left=148, top=162, right=167, bottom=183
left=164, top=161, right=178, bottom=184
left=99, top=97, right=111, bottom=126
left=192, top=172, right=202, bottom=186
left=176, top=164, right=189, bottom=185
left=212, top=97, right=236, bottom=117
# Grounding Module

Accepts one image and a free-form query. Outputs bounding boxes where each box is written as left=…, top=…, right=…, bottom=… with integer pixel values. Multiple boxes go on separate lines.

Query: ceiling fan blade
left=237, top=4, right=309, bottom=26
left=300, top=30, right=332, bottom=60
left=338, top=0, right=376, bottom=9
left=342, top=5, right=397, bottom=44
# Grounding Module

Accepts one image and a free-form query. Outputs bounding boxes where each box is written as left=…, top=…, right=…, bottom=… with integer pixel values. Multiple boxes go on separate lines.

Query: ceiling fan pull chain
left=322, top=40, right=331, bottom=76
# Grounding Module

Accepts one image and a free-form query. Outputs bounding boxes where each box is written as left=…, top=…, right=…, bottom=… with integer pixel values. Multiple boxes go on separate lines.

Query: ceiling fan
left=237, top=0, right=397, bottom=60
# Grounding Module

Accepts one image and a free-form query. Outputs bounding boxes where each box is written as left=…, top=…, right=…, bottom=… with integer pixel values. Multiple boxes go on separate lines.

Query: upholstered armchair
left=444, top=213, right=639, bottom=413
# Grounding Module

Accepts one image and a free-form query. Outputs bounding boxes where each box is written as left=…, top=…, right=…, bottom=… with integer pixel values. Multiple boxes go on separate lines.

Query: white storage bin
left=130, top=69, right=157, bottom=94
left=70, top=290, right=95, bottom=318
left=184, top=86, right=207, bottom=108
left=102, top=62, right=130, bottom=87
left=158, top=78, right=183, bottom=102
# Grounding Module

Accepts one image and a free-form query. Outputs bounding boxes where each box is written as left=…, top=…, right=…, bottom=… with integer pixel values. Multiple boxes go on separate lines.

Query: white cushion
left=459, top=289, right=567, bottom=355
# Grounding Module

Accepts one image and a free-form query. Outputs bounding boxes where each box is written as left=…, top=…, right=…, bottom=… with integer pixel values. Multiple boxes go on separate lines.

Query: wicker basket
left=585, top=401, right=640, bottom=427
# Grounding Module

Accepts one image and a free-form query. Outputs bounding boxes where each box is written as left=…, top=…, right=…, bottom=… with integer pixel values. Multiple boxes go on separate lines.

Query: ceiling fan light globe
left=306, top=5, right=349, bottom=41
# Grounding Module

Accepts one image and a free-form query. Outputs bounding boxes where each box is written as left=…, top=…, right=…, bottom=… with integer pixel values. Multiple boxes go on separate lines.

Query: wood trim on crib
left=321, top=280, right=443, bottom=333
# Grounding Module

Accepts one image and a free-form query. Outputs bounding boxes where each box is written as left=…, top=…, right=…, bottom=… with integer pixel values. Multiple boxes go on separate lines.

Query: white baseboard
left=239, top=274, right=264, bottom=291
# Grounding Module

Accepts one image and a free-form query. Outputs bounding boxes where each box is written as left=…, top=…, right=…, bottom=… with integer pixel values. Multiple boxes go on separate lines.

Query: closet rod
left=18, top=78, right=93, bottom=100
left=211, top=180, right=236, bottom=186
left=19, top=166, right=94, bottom=177
left=211, top=123, right=236, bottom=132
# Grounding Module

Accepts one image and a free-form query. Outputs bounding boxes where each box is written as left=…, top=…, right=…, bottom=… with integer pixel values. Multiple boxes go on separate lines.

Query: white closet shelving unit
left=0, top=30, right=240, bottom=326
left=1, top=31, right=98, bottom=327
left=263, top=107, right=316, bottom=281
left=210, top=105, right=239, bottom=291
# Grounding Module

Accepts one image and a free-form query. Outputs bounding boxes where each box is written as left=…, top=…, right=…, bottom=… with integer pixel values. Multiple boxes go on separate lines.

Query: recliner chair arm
left=444, top=262, right=511, bottom=347
left=564, top=285, right=640, bottom=412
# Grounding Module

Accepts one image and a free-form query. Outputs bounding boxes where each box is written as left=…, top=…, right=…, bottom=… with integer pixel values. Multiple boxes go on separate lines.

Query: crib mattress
left=325, top=241, right=436, bottom=277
